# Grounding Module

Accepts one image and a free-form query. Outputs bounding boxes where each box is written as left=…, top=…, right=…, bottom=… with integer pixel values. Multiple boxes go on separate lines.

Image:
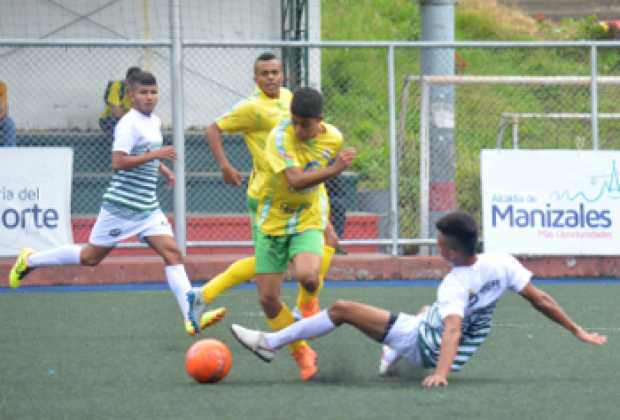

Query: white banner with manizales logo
left=0, top=148, right=74, bottom=256
left=481, top=150, right=620, bottom=255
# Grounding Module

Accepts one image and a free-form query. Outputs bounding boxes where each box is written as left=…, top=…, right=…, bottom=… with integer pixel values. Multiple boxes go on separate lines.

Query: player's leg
left=146, top=234, right=225, bottom=335
left=295, top=226, right=334, bottom=318
left=255, top=232, right=317, bottom=381
left=231, top=300, right=392, bottom=365
left=7, top=205, right=126, bottom=288
left=192, top=196, right=259, bottom=306
left=8, top=244, right=111, bottom=288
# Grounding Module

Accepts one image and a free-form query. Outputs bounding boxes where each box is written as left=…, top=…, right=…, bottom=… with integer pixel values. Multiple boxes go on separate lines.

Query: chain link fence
left=2, top=38, right=618, bottom=254
left=398, top=45, right=620, bottom=248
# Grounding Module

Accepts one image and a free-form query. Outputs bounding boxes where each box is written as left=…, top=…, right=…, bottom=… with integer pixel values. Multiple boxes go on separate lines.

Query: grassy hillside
left=320, top=0, right=620, bottom=233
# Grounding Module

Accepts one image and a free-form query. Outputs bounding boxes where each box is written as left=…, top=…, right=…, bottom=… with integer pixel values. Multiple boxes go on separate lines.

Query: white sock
left=165, top=264, right=192, bottom=321
left=264, top=310, right=336, bottom=349
left=28, top=245, right=82, bottom=267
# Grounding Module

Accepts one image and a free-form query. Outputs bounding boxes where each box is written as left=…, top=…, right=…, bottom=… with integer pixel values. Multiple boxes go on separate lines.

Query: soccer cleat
left=186, top=287, right=226, bottom=335
left=378, top=345, right=400, bottom=376
left=292, top=298, right=321, bottom=321
left=200, top=307, right=227, bottom=330
left=299, top=298, right=320, bottom=318
left=185, top=320, right=198, bottom=336
left=292, top=345, right=318, bottom=381
left=230, top=324, right=276, bottom=362
left=8, top=248, right=35, bottom=288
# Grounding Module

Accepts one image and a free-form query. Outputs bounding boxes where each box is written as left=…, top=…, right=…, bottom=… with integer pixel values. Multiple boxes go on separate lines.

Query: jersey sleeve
left=266, top=126, right=299, bottom=174
left=436, top=275, right=468, bottom=319
left=505, top=254, right=532, bottom=293
left=215, top=100, right=255, bottom=134
left=112, top=117, right=135, bottom=153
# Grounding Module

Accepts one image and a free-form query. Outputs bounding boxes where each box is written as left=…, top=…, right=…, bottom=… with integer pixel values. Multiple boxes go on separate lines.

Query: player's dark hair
left=291, top=87, right=323, bottom=119
left=436, top=211, right=478, bottom=257
left=125, top=66, right=142, bottom=80
left=129, top=70, right=157, bottom=89
left=254, top=52, right=279, bottom=73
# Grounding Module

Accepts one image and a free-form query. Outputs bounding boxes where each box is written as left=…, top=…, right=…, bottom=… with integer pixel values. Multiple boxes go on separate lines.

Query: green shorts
left=255, top=229, right=324, bottom=274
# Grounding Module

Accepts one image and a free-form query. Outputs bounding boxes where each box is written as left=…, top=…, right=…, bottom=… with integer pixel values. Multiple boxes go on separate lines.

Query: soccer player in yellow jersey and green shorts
left=249, top=87, right=356, bottom=380
left=186, top=53, right=341, bottom=337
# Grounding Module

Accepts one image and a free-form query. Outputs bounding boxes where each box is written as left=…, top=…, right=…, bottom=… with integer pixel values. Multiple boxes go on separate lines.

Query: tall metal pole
left=419, top=80, right=430, bottom=245
left=591, top=45, right=599, bottom=150
left=419, top=0, right=456, bottom=244
left=170, top=0, right=186, bottom=254
left=387, top=46, right=399, bottom=256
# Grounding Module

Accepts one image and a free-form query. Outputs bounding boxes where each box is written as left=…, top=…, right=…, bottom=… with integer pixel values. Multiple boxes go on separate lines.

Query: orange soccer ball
left=185, top=339, right=233, bottom=383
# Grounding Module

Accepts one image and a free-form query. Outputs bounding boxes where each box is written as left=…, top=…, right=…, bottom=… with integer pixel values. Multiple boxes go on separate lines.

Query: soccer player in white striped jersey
left=230, top=211, right=607, bottom=386
left=8, top=70, right=224, bottom=336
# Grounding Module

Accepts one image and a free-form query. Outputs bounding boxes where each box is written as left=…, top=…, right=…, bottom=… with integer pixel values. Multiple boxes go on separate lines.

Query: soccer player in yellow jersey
left=99, top=66, right=141, bottom=137
left=187, top=53, right=341, bottom=334
left=250, top=87, right=355, bottom=380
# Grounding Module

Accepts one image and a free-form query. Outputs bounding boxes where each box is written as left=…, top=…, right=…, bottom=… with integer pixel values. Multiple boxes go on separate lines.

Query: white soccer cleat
left=379, top=345, right=400, bottom=376
left=230, top=324, right=276, bottom=363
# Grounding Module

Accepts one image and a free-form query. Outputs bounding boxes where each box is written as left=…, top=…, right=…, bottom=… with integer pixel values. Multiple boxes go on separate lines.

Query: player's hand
left=334, top=148, right=356, bottom=171
left=574, top=326, right=608, bottom=345
left=221, top=165, right=243, bottom=187
left=155, top=146, right=177, bottom=161
left=164, top=171, right=176, bottom=188
left=421, top=373, right=448, bottom=388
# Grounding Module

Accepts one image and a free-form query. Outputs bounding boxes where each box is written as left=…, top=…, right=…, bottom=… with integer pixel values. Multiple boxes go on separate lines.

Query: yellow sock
left=296, top=245, right=334, bottom=307
left=266, top=303, right=308, bottom=352
left=202, top=256, right=255, bottom=303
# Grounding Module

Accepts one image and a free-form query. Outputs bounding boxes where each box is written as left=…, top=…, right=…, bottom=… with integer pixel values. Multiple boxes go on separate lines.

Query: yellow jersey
left=100, top=80, right=133, bottom=119
left=216, top=86, right=292, bottom=199
left=257, top=120, right=343, bottom=236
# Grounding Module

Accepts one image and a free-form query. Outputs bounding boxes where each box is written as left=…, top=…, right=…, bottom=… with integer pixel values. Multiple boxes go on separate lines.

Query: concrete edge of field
left=1, top=254, right=619, bottom=287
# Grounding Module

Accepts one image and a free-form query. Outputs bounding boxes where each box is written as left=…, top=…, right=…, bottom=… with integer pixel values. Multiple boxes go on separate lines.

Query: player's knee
left=327, top=300, right=351, bottom=324
left=80, top=254, right=102, bottom=266
left=297, top=272, right=319, bottom=293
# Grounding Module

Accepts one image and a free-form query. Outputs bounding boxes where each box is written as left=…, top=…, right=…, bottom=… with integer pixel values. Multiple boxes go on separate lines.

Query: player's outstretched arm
left=205, top=123, right=242, bottom=186
left=519, top=283, right=607, bottom=346
left=422, top=314, right=462, bottom=388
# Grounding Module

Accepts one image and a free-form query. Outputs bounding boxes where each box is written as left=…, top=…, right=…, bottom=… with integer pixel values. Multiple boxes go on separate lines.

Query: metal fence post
left=170, top=0, right=186, bottom=254
left=387, top=45, right=399, bottom=256
left=420, top=0, right=457, bottom=245
left=591, top=45, right=599, bottom=150
left=419, top=78, right=431, bottom=253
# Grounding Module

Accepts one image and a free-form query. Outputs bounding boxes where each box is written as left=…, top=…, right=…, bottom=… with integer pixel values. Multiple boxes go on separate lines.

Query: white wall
left=0, top=0, right=320, bottom=130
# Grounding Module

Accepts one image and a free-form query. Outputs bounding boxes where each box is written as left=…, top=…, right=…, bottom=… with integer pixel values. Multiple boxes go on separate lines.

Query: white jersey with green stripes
left=102, top=108, right=162, bottom=217
left=417, top=253, right=532, bottom=371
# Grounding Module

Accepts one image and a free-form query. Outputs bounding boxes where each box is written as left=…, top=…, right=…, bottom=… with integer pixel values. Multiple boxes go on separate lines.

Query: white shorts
left=88, top=207, right=173, bottom=247
left=383, top=312, right=424, bottom=368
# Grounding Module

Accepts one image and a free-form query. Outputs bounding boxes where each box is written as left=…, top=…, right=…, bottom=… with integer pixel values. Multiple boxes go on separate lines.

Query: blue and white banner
left=0, top=148, right=74, bottom=256
left=481, top=150, right=619, bottom=255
